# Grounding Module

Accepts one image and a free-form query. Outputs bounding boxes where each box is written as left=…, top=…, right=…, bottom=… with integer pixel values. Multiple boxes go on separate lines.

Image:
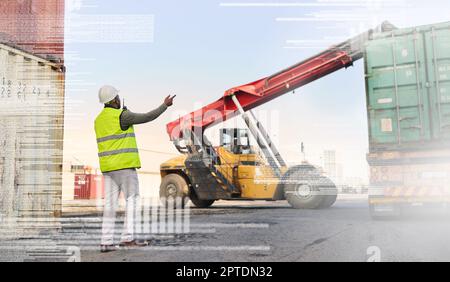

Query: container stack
left=0, top=0, right=65, bottom=237
left=365, top=22, right=450, bottom=210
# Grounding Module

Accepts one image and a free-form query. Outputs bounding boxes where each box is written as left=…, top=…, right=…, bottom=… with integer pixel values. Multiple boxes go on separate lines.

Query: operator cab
left=220, top=128, right=252, bottom=155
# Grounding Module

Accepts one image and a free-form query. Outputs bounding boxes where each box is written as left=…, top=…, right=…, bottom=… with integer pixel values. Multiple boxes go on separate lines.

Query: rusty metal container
left=0, top=43, right=65, bottom=223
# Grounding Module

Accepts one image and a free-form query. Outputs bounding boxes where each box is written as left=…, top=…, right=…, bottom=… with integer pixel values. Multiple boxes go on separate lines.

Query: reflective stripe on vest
left=95, top=108, right=141, bottom=173
left=97, top=133, right=136, bottom=143
left=98, top=148, right=139, bottom=158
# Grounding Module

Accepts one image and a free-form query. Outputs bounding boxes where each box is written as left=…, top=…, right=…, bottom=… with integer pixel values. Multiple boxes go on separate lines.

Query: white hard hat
left=98, top=85, right=119, bottom=104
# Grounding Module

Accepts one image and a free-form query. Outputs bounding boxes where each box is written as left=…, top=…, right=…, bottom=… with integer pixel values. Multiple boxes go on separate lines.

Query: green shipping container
left=365, top=21, right=450, bottom=151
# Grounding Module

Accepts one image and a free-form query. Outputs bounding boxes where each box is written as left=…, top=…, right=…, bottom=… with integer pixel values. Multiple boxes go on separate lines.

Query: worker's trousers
left=101, top=168, right=140, bottom=246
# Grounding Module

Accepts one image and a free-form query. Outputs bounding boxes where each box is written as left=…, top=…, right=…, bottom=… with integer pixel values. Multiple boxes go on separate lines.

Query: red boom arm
left=166, top=23, right=394, bottom=140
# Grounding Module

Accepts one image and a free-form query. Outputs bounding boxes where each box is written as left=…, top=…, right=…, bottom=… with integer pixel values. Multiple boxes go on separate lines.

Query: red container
left=0, top=0, right=65, bottom=60
left=90, top=174, right=105, bottom=200
left=74, top=174, right=105, bottom=200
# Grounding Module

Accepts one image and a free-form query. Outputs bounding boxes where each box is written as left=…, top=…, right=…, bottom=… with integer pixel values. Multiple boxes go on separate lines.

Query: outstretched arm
left=120, top=95, right=176, bottom=130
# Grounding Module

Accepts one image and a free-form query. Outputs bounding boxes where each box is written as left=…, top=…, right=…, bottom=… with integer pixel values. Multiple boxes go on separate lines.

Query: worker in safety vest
left=95, top=85, right=175, bottom=253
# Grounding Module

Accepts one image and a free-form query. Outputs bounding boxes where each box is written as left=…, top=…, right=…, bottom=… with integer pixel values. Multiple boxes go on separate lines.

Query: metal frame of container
left=0, top=43, right=65, bottom=224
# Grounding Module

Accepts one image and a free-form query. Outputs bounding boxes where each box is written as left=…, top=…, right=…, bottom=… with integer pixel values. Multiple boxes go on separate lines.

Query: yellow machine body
left=160, top=147, right=286, bottom=200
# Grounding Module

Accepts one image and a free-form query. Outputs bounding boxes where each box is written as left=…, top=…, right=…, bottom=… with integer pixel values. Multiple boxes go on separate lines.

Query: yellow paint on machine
left=160, top=146, right=284, bottom=200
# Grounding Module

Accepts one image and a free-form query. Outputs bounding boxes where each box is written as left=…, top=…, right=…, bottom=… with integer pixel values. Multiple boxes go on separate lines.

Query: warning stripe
left=383, top=186, right=450, bottom=197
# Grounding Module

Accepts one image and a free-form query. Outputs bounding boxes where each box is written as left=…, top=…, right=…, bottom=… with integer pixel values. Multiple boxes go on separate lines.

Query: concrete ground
left=2, top=195, right=450, bottom=262
left=76, top=195, right=450, bottom=262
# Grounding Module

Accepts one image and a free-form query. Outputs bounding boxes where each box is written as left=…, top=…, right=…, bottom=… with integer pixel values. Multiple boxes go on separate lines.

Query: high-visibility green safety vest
left=95, top=108, right=141, bottom=173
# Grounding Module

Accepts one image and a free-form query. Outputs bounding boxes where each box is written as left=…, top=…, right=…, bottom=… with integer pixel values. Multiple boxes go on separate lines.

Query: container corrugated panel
left=365, top=21, right=450, bottom=151
left=0, top=43, right=65, bottom=219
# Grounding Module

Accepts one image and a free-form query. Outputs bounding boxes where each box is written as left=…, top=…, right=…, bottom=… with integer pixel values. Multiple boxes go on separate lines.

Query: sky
left=63, top=0, right=450, bottom=183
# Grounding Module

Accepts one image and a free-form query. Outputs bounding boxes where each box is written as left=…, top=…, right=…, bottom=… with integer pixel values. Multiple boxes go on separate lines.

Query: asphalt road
left=78, top=196, right=450, bottom=262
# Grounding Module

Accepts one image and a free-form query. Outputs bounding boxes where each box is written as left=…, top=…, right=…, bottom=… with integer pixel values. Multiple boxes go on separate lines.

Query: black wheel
left=189, top=190, right=215, bottom=208
left=283, top=166, right=336, bottom=209
left=160, top=174, right=189, bottom=208
left=318, top=187, right=338, bottom=209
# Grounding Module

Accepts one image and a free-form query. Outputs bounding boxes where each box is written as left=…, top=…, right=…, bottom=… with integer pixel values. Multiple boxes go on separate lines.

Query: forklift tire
left=189, top=190, right=215, bottom=208
left=160, top=174, right=189, bottom=208
left=318, top=188, right=338, bottom=209
left=283, top=167, right=336, bottom=209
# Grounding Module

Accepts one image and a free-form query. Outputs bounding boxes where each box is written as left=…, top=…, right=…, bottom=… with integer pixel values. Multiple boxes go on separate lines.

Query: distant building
left=323, top=150, right=344, bottom=183
left=323, top=150, right=337, bottom=179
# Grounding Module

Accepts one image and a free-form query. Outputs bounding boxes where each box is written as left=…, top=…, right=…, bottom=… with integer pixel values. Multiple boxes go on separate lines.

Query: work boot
left=119, top=240, right=150, bottom=248
left=100, top=245, right=118, bottom=253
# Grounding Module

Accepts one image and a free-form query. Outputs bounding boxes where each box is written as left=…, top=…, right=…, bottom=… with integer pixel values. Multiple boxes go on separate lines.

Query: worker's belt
left=97, top=133, right=136, bottom=143
left=98, top=148, right=139, bottom=157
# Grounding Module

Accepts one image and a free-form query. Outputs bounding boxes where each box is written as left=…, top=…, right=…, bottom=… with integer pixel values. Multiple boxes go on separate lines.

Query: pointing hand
left=164, top=95, right=176, bottom=107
